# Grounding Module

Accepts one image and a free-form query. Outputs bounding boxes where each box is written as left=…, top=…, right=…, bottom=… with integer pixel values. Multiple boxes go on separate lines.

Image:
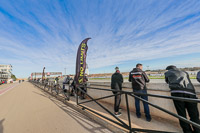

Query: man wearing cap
left=129, top=63, right=151, bottom=121
left=111, top=67, right=123, bottom=116
left=165, top=65, right=200, bottom=133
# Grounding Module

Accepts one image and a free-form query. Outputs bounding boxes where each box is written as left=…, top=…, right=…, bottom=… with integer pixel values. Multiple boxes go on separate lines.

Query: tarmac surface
left=0, top=82, right=112, bottom=133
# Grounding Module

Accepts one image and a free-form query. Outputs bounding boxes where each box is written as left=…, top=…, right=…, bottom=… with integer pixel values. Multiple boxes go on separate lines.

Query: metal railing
left=30, top=80, right=200, bottom=133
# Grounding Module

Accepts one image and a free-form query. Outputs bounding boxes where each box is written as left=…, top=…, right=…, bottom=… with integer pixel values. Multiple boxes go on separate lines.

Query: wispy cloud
left=0, top=0, right=200, bottom=77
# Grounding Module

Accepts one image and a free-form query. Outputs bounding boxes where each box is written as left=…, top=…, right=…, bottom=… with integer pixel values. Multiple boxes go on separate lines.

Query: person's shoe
left=136, top=112, right=141, bottom=118
left=146, top=117, right=152, bottom=122
left=136, top=115, right=141, bottom=118
left=65, top=97, right=70, bottom=101
left=114, top=112, right=122, bottom=117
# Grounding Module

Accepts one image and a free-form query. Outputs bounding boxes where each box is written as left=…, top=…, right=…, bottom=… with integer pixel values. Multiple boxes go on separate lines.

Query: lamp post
left=42, top=67, right=45, bottom=83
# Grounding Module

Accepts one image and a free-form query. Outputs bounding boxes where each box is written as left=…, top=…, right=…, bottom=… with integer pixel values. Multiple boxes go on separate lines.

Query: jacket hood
left=113, top=72, right=120, bottom=75
left=166, top=65, right=178, bottom=70
left=133, top=68, right=143, bottom=72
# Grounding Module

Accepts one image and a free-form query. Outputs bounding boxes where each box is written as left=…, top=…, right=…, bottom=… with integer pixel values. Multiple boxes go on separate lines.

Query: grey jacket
left=165, top=68, right=195, bottom=94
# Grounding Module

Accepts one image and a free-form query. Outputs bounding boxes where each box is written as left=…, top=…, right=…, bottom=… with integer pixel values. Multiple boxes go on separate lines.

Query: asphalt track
left=0, top=82, right=112, bottom=133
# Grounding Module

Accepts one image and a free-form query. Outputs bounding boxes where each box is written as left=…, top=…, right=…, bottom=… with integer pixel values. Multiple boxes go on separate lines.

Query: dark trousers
left=171, top=93, right=200, bottom=133
left=63, top=81, right=69, bottom=89
left=80, top=87, right=87, bottom=98
left=71, top=85, right=75, bottom=95
left=134, top=89, right=151, bottom=119
left=63, top=84, right=69, bottom=93
left=114, top=93, right=121, bottom=112
left=63, top=84, right=67, bottom=89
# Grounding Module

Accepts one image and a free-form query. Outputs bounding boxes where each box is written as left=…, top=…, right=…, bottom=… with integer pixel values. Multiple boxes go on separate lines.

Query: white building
left=0, top=64, right=12, bottom=79
left=186, top=70, right=200, bottom=76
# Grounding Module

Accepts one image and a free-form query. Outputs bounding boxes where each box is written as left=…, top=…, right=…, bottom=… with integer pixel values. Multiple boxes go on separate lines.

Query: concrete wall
left=87, top=81, right=200, bottom=122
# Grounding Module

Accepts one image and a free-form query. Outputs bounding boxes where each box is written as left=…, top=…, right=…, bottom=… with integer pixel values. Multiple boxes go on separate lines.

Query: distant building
left=0, top=64, right=12, bottom=80
left=186, top=70, right=200, bottom=75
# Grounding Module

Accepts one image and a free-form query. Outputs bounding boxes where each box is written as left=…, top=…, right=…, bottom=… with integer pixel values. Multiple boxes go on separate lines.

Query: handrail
left=29, top=80, right=200, bottom=133
left=87, top=86, right=200, bottom=103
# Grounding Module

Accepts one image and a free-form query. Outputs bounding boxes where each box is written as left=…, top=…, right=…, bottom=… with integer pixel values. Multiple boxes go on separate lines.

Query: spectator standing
left=111, top=67, right=123, bottom=116
left=129, top=63, right=151, bottom=122
left=197, top=71, right=200, bottom=83
left=63, top=75, right=71, bottom=90
left=54, top=77, right=59, bottom=85
left=165, top=65, right=200, bottom=133
left=80, top=75, right=88, bottom=100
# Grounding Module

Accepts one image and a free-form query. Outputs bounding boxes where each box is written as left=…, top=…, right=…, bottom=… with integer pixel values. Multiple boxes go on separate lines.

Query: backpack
left=197, top=71, right=200, bottom=83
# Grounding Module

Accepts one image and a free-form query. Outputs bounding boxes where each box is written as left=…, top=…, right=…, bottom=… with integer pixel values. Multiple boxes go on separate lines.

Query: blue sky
left=0, top=0, right=200, bottom=78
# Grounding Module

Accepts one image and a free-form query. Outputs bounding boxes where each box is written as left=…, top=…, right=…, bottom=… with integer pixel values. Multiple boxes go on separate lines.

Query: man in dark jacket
left=80, top=75, right=88, bottom=100
left=63, top=75, right=71, bottom=89
left=70, top=79, right=76, bottom=96
left=165, top=65, right=200, bottom=133
left=129, top=63, right=151, bottom=121
left=197, top=71, right=200, bottom=83
left=111, top=67, right=123, bottom=116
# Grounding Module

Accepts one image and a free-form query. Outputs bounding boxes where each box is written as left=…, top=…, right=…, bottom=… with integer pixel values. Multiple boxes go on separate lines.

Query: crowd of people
left=33, top=65, right=200, bottom=133
left=41, top=75, right=88, bottom=100
left=111, top=63, right=200, bottom=133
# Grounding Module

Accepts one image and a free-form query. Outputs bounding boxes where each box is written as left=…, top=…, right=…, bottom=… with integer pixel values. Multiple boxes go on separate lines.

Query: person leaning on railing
left=62, top=75, right=71, bottom=92
left=197, top=71, right=200, bottom=83
left=70, top=79, right=76, bottom=96
left=111, top=67, right=123, bottom=116
left=129, top=63, right=151, bottom=122
left=54, top=77, right=59, bottom=86
left=165, top=65, right=200, bottom=133
left=45, top=78, right=49, bottom=82
left=45, top=78, right=49, bottom=85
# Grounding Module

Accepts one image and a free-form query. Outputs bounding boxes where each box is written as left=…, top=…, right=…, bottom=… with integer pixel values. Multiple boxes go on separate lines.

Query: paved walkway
left=36, top=82, right=182, bottom=132
left=0, top=82, right=112, bottom=133
left=69, top=94, right=182, bottom=133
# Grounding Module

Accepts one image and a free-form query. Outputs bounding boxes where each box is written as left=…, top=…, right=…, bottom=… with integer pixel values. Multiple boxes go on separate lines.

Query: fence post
left=125, top=93, right=132, bottom=132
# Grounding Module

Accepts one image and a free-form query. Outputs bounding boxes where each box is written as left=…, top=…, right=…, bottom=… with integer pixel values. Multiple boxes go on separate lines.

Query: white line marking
left=0, top=83, right=19, bottom=96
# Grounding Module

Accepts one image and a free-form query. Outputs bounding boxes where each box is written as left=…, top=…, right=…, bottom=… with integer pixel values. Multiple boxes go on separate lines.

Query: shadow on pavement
left=31, top=83, right=181, bottom=133
left=33, top=89, right=112, bottom=133
left=0, top=119, right=5, bottom=133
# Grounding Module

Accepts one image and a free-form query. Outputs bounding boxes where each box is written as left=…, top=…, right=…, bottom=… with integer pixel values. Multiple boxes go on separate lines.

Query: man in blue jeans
left=129, top=63, right=151, bottom=122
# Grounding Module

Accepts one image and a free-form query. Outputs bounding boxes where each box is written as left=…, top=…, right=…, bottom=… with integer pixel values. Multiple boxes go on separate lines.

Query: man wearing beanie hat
left=165, top=65, right=200, bottom=133
left=111, top=66, right=123, bottom=116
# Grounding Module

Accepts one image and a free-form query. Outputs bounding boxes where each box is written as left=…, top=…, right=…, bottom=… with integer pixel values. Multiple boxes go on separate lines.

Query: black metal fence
left=30, top=80, right=200, bottom=133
